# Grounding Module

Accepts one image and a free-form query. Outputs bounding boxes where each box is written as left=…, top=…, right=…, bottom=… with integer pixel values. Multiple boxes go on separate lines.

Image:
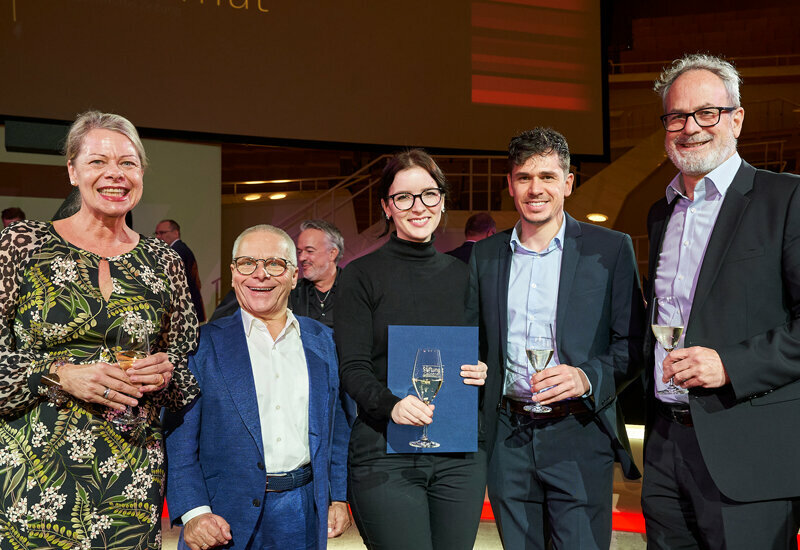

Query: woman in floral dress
left=0, top=111, right=199, bottom=549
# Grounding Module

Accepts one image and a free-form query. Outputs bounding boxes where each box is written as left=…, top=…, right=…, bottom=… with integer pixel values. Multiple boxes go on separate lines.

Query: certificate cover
left=386, top=325, right=478, bottom=454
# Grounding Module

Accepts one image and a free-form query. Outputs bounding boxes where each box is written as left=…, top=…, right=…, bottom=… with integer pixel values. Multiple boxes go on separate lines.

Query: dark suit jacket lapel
left=299, top=319, right=325, bottom=460
left=690, top=161, right=754, bottom=323
left=648, top=201, right=672, bottom=290
left=496, top=232, right=513, bottom=361
left=212, top=311, right=264, bottom=458
left=556, top=214, right=581, bottom=356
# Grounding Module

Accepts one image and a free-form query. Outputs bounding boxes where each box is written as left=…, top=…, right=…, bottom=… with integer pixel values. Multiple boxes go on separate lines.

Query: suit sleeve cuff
left=576, top=367, right=593, bottom=398
left=181, top=506, right=212, bottom=525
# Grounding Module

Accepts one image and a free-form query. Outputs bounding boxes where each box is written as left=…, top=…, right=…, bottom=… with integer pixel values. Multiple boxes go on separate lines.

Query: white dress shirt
left=181, top=309, right=310, bottom=524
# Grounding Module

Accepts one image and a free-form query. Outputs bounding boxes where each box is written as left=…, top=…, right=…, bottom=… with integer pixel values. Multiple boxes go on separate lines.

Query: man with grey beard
left=642, top=53, right=800, bottom=549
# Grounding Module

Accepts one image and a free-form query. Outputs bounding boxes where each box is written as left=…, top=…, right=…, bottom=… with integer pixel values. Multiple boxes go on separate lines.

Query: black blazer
left=446, top=241, right=475, bottom=264
left=171, top=239, right=206, bottom=322
left=644, top=160, right=800, bottom=502
left=468, top=214, right=645, bottom=479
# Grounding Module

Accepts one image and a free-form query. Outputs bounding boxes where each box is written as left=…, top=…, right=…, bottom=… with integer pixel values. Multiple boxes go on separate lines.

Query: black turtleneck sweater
left=335, top=233, right=471, bottom=437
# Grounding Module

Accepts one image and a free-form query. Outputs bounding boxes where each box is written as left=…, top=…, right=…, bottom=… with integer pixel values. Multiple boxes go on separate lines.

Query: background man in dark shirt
left=290, top=219, right=344, bottom=329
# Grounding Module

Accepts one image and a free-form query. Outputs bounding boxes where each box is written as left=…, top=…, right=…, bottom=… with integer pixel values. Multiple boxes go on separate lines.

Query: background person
left=156, top=219, right=206, bottom=322
left=291, top=219, right=344, bottom=328
left=166, top=224, right=350, bottom=550
left=0, top=111, right=198, bottom=548
left=445, top=211, right=496, bottom=263
left=1, top=206, right=25, bottom=227
left=335, top=149, right=487, bottom=550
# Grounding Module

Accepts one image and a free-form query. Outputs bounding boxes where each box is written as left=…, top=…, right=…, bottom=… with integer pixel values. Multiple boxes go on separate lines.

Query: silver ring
left=103, top=387, right=111, bottom=399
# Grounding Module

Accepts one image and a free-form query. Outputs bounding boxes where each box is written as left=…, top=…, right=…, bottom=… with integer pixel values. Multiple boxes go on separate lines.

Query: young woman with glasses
left=334, top=149, right=487, bottom=549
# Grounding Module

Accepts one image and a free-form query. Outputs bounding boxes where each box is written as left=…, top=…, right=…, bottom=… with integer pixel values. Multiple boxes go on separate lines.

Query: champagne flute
left=409, top=348, right=443, bottom=449
left=652, top=296, right=688, bottom=395
left=113, top=318, right=149, bottom=426
left=524, top=323, right=554, bottom=413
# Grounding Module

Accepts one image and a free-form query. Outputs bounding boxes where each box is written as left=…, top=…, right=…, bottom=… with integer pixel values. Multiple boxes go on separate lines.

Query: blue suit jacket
left=165, top=310, right=350, bottom=549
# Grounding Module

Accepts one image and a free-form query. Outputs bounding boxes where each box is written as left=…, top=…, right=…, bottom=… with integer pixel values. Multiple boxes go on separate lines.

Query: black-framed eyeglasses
left=386, top=188, right=443, bottom=211
left=232, top=256, right=294, bottom=276
left=660, top=107, right=737, bottom=132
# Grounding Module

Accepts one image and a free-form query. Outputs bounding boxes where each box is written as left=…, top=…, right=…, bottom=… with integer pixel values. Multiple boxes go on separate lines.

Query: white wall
left=0, top=127, right=221, bottom=317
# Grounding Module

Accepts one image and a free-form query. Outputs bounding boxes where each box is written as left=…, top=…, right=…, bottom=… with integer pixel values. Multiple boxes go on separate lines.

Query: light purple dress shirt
left=653, top=153, right=742, bottom=403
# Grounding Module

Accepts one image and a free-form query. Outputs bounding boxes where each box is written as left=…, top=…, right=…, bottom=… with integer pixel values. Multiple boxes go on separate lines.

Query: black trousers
left=642, top=413, right=800, bottom=550
left=348, top=449, right=486, bottom=550
left=487, top=410, right=615, bottom=550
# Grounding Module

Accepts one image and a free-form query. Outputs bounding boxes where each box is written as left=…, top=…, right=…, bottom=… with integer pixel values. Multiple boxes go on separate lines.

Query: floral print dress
left=0, top=221, right=200, bottom=549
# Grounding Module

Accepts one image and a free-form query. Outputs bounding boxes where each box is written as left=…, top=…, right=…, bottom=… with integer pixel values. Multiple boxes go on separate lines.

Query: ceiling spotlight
left=269, top=193, right=287, bottom=200
left=243, top=194, right=262, bottom=201
left=586, top=213, right=608, bottom=223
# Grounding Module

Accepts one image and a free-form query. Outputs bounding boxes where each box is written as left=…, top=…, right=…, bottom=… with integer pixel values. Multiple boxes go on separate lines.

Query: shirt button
left=531, top=283, right=537, bottom=288
left=275, top=405, right=280, bottom=410
left=257, top=462, right=265, bottom=470
left=678, top=275, right=684, bottom=280
left=690, top=207, right=696, bottom=213
left=276, top=437, right=282, bottom=442
left=253, top=498, right=261, bottom=507
left=683, top=240, right=689, bottom=246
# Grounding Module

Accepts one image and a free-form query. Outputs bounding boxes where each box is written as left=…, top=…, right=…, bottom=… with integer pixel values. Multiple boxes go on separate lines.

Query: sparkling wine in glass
left=652, top=296, right=688, bottom=395
left=409, top=348, right=443, bottom=449
left=524, top=323, right=554, bottom=413
left=113, top=318, right=149, bottom=426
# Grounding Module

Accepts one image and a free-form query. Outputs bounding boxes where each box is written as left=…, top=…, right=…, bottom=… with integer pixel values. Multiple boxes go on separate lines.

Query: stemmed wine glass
left=651, top=296, right=687, bottom=395
left=113, top=318, right=149, bottom=426
left=524, top=323, right=555, bottom=413
left=409, top=348, right=443, bottom=449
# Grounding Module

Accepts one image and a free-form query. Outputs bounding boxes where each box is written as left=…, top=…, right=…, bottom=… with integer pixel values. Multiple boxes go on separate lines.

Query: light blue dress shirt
left=504, top=219, right=565, bottom=400
left=653, top=153, right=742, bottom=403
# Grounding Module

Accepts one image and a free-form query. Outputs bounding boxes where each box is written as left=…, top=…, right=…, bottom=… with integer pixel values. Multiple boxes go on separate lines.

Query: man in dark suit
left=468, top=128, right=644, bottom=549
left=156, top=219, right=206, bottom=322
left=446, top=212, right=496, bottom=263
left=165, top=224, right=350, bottom=550
left=642, top=53, right=800, bottom=549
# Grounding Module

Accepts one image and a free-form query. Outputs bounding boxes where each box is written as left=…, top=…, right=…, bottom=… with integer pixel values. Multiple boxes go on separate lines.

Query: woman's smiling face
left=381, top=167, right=443, bottom=243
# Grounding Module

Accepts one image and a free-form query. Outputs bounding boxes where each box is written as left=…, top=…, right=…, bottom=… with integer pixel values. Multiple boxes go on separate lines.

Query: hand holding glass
left=652, top=296, right=688, bottom=395
left=409, top=349, right=443, bottom=448
left=113, top=320, right=149, bottom=426
left=524, top=324, right=554, bottom=413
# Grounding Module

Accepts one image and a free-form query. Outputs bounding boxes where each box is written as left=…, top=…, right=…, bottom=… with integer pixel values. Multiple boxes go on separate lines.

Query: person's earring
left=441, top=206, right=446, bottom=213
left=385, top=213, right=391, bottom=221
left=70, top=181, right=77, bottom=186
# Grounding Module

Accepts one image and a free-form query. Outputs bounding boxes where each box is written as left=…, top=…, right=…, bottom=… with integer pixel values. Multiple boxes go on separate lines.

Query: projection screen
left=1, top=0, right=606, bottom=155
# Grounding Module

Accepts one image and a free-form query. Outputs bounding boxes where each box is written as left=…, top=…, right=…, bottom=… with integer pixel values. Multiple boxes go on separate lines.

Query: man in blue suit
left=467, top=128, right=644, bottom=549
left=165, top=224, right=351, bottom=550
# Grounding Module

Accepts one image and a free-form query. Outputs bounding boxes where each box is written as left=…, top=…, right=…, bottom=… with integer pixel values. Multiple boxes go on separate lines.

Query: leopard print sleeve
left=146, top=238, right=200, bottom=411
left=0, top=221, right=55, bottom=416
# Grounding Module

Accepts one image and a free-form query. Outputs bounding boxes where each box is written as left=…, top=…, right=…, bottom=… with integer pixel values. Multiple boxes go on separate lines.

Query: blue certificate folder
left=386, top=325, right=478, bottom=454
